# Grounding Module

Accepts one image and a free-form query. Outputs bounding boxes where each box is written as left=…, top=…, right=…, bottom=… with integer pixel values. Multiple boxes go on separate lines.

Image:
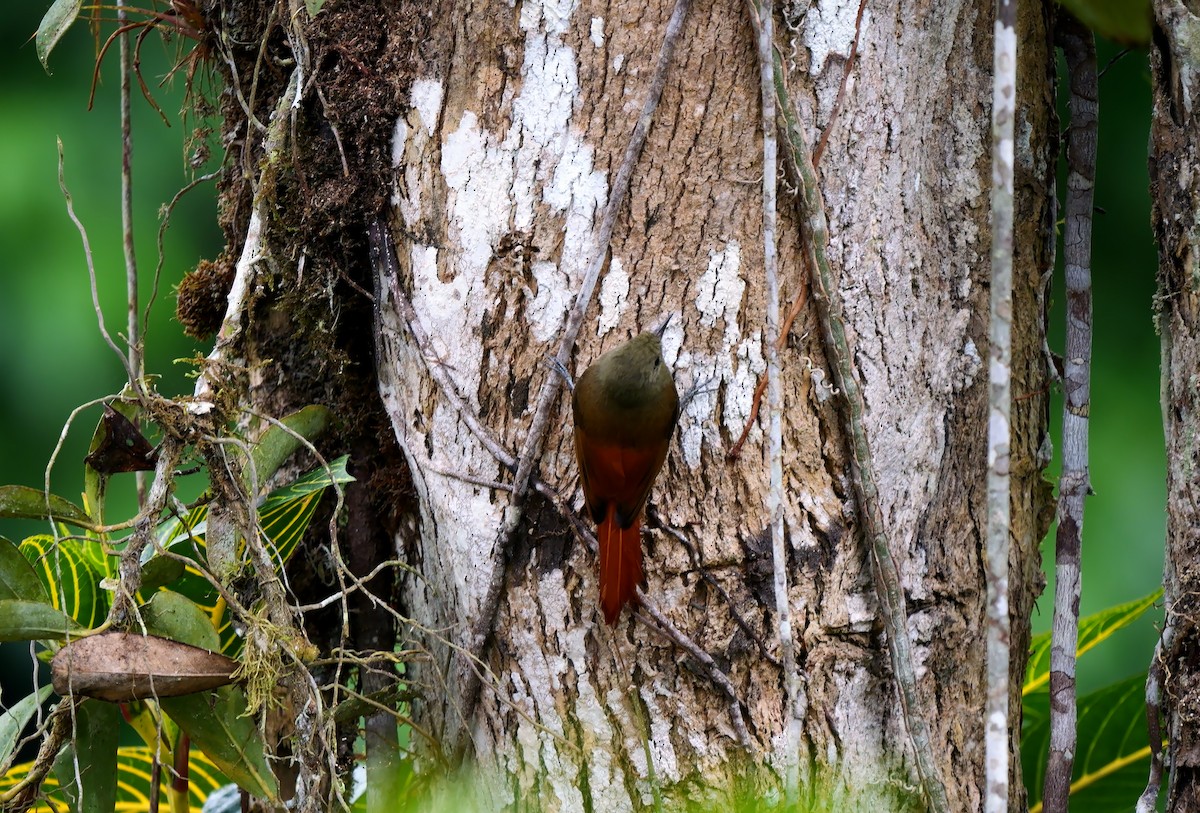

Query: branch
left=1044, top=15, right=1096, bottom=811
left=193, top=68, right=301, bottom=410
left=986, top=2, right=1018, bottom=812
left=118, top=0, right=141, bottom=385
left=745, top=0, right=801, bottom=804
left=765, top=32, right=950, bottom=813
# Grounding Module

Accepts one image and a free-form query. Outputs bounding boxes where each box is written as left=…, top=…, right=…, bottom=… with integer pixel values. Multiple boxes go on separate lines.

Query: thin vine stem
left=1044, top=14, right=1097, bottom=812
left=765, top=33, right=951, bottom=813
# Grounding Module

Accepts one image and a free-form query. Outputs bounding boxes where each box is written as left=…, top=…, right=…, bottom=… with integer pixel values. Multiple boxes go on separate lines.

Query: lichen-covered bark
left=364, top=0, right=1055, bottom=809
left=1149, top=2, right=1200, bottom=810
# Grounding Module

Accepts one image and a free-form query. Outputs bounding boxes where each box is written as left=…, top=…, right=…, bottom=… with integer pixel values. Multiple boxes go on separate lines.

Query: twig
left=146, top=171, right=220, bottom=336
left=1136, top=625, right=1169, bottom=812
left=1044, top=15, right=1096, bottom=811
left=0, top=699, right=78, bottom=809
left=368, top=220, right=517, bottom=471
left=745, top=0, right=800, bottom=804
left=811, top=0, right=868, bottom=168
left=726, top=264, right=807, bottom=460
left=651, top=514, right=780, bottom=667
left=58, top=140, right=136, bottom=387
left=635, top=594, right=752, bottom=748
left=118, top=0, right=141, bottom=385
left=986, top=2, right=1018, bottom=812
left=767, top=34, right=950, bottom=813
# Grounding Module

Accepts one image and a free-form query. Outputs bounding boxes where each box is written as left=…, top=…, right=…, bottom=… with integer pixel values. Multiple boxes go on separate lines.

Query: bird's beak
left=653, top=313, right=674, bottom=338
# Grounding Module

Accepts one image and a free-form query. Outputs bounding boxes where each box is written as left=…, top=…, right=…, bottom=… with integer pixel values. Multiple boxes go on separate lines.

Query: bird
left=571, top=321, right=679, bottom=624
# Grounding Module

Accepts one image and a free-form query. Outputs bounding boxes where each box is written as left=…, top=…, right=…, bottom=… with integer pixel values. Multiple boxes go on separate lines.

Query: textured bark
left=369, top=0, right=1054, bottom=809
left=1149, top=2, right=1200, bottom=811
left=209, top=0, right=1055, bottom=808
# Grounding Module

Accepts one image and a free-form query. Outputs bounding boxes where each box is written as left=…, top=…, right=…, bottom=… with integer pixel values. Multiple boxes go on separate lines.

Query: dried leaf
left=52, top=632, right=238, bottom=702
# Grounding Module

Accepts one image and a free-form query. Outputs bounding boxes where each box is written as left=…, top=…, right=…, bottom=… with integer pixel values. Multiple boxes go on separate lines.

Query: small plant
left=0, top=402, right=352, bottom=810
left=1021, top=590, right=1164, bottom=811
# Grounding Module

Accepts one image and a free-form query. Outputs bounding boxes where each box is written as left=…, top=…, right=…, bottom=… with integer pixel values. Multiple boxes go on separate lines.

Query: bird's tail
left=598, top=505, right=642, bottom=625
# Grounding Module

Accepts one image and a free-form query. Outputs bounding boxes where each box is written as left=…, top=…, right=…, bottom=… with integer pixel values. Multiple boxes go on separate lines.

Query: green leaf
left=52, top=699, right=120, bottom=813
left=0, top=746, right=228, bottom=809
left=0, top=535, right=49, bottom=603
left=35, top=0, right=83, bottom=73
left=0, top=684, right=54, bottom=769
left=246, top=405, right=332, bottom=494
left=1058, top=0, right=1152, bottom=45
left=0, top=486, right=92, bottom=526
left=306, top=0, right=328, bottom=16
left=0, top=599, right=81, bottom=641
left=142, top=589, right=222, bottom=651
left=1025, top=589, right=1161, bottom=694
left=152, top=456, right=352, bottom=655
left=162, top=686, right=279, bottom=802
left=258, top=454, right=353, bottom=569
left=139, top=555, right=186, bottom=594
left=1023, top=673, right=1154, bottom=810
left=20, top=535, right=109, bottom=629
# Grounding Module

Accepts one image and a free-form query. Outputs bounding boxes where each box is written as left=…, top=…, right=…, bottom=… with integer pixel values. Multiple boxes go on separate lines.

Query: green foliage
left=52, top=699, right=120, bottom=813
left=1024, top=674, right=1154, bottom=812
left=0, top=685, right=54, bottom=769
left=1059, top=0, right=1152, bottom=45
left=34, top=0, right=81, bottom=72
left=161, top=687, right=279, bottom=802
left=1025, top=589, right=1162, bottom=694
left=20, top=535, right=109, bottom=628
left=0, top=406, right=351, bottom=808
left=0, top=487, right=91, bottom=528
left=1021, top=591, right=1163, bottom=810
left=0, top=746, right=230, bottom=811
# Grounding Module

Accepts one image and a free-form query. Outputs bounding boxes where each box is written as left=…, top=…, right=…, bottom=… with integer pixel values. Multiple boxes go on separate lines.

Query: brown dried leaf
left=51, top=632, right=237, bottom=702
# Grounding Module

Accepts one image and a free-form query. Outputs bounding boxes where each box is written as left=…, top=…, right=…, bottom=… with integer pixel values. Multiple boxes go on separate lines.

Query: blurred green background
left=0, top=0, right=1165, bottom=762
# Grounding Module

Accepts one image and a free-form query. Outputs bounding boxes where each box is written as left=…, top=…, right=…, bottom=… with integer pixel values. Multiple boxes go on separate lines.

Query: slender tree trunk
left=1149, top=2, right=1200, bottom=810
left=212, top=0, right=1054, bottom=808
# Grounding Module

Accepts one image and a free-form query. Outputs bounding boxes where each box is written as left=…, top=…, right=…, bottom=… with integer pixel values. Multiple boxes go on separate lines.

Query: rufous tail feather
left=598, top=505, right=642, bottom=625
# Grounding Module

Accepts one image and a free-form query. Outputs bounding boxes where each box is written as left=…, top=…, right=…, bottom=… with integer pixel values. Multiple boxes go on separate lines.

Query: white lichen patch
left=590, top=16, right=604, bottom=47
left=803, top=0, right=866, bottom=74
left=694, top=241, right=745, bottom=342
left=526, top=260, right=572, bottom=343
left=674, top=330, right=765, bottom=470
left=508, top=580, right=584, bottom=810
left=723, top=334, right=767, bottom=437
left=411, top=78, right=445, bottom=136
left=597, top=258, right=630, bottom=336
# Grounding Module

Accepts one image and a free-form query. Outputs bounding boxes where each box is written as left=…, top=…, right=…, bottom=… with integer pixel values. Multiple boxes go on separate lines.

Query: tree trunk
left=213, top=0, right=1054, bottom=808
left=1149, top=2, right=1200, bottom=810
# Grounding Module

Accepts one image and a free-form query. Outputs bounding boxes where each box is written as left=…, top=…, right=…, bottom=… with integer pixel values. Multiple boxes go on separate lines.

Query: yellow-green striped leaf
left=0, top=535, right=49, bottom=603
left=0, top=745, right=228, bottom=811
left=1023, top=673, right=1154, bottom=811
left=1025, top=589, right=1161, bottom=695
left=20, top=535, right=109, bottom=629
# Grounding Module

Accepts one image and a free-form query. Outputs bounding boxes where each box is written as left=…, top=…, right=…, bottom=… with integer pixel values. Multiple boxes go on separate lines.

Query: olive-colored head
left=572, top=330, right=679, bottom=446
left=584, top=332, right=672, bottom=407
